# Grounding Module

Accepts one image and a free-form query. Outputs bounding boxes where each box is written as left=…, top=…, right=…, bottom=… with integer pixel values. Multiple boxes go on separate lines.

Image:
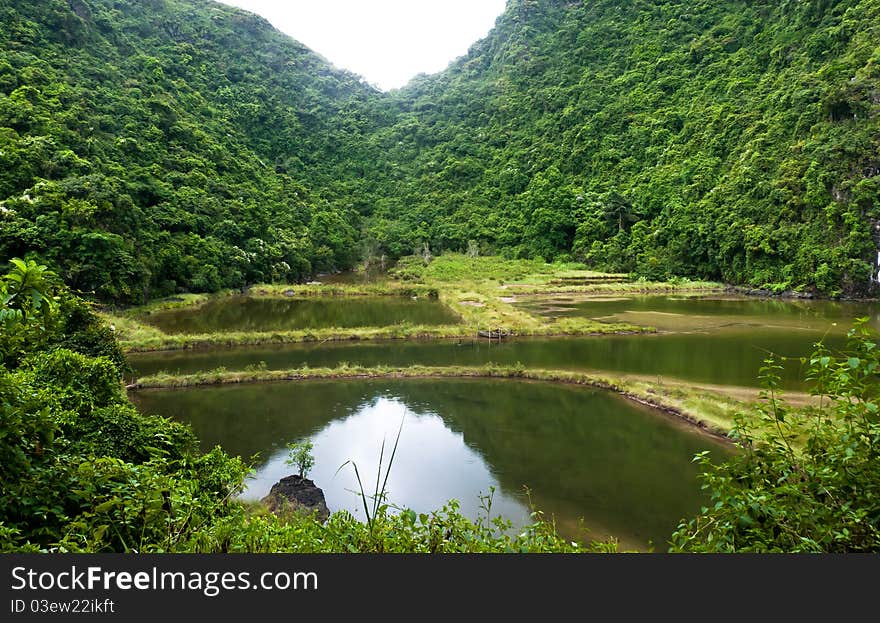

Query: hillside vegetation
left=0, top=0, right=385, bottom=303
left=369, top=0, right=880, bottom=296
left=1, top=0, right=878, bottom=298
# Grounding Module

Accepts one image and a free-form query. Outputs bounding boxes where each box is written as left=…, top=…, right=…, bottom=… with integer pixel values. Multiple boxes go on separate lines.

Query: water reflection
left=131, top=378, right=733, bottom=550
left=129, top=330, right=840, bottom=389
left=140, top=295, right=461, bottom=334
left=129, top=295, right=877, bottom=389
left=249, top=396, right=530, bottom=530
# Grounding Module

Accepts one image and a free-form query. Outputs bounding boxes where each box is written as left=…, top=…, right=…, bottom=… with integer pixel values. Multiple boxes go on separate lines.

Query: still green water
left=129, top=295, right=871, bottom=548
left=129, top=295, right=876, bottom=389
left=514, top=293, right=879, bottom=333
left=128, top=330, right=841, bottom=388
left=130, top=378, right=732, bottom=551
left=140, top=295, right=461, bottom=334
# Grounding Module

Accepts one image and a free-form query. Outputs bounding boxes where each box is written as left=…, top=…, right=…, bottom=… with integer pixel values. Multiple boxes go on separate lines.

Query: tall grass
left=336, top=412, right=405, bottom=536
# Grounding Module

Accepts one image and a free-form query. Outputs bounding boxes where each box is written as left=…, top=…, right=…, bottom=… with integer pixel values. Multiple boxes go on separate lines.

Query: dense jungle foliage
left=373, top=0, right=880, bottom=295
left=1, top=0, right=879, bottom=301
left=0, top=0, right=384, bottom=303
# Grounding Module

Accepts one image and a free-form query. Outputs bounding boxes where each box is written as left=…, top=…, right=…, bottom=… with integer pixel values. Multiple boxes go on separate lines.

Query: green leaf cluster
left=671, top=319, right=880, bottom=552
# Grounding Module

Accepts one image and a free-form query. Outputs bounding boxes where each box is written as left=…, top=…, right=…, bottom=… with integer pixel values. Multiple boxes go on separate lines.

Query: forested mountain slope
left=0, top=0, right=386, bottom=302
left=369, top=0, right=880, bottom=295
left=1, top=0, right=878, bottom=299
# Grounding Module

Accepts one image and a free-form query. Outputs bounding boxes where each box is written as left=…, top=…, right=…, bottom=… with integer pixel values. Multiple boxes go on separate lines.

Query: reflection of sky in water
left=241, top=395, right=531, bottom=527
left=130, top=377, right=732, bottom=550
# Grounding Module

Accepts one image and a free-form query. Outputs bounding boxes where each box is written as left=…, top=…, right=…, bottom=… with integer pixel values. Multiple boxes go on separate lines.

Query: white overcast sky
left=217, top=1, right=508, bottom=91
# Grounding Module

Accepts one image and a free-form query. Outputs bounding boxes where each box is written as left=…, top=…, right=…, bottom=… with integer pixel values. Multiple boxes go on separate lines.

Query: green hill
left=368, top=0, right=880, bottom=295
left=1, top=0, right=878, bottom=299
left=0, top=0, right=385, bottom=302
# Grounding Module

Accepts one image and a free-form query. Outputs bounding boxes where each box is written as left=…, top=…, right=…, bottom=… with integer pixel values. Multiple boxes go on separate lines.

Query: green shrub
left=671, top=320, right=880, bottom=552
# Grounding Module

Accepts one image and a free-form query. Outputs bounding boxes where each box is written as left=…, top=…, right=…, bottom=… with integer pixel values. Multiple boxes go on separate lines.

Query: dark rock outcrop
left=261, top=475, right=330, bottom=523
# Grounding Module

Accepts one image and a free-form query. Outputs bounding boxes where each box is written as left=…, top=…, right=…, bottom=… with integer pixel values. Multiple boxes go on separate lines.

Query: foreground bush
left=671, top=320, right=880, bottom=552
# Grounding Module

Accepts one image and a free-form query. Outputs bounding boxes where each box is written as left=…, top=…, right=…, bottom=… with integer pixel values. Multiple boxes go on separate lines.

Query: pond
left=130, top=378, right=733, bottom=551
left=125, top=294, right=877, bottom=550
left=514, top=293, right=880, bottom=333
left=138, top=295, right=461, bottom=334
left=128, top=329, right=848, bottom=389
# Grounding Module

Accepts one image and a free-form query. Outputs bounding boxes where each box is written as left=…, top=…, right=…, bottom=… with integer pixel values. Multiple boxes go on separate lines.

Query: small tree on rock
left=285, top=439, right=315, bottom=479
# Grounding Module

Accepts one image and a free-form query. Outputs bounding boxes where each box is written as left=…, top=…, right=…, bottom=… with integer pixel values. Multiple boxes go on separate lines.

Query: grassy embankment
left=106, top=254, right=726, bottom=352
left=130, top=363, right=753, bottom=440
left=130, top=360, right=828, bottom=447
